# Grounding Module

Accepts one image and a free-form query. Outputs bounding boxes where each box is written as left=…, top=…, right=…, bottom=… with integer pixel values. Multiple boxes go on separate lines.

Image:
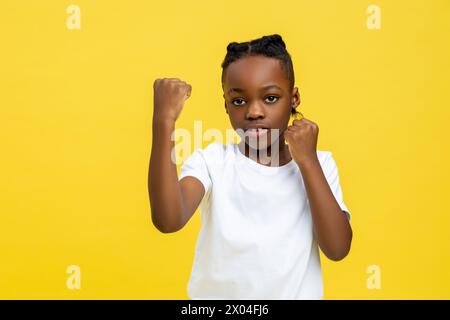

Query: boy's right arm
left=148, top=78, right=205, bottom=233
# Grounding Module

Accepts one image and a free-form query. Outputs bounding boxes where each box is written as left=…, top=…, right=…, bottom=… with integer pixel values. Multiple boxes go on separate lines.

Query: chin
left=243, top=133, right=281, bottom=151
left=245, top=140, right=269, bottom=151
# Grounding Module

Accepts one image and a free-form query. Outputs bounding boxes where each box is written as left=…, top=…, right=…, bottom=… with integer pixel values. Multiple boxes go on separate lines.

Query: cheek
left=227, top=108, right=243, bottom=124
left=270, top=104, right=291, bottom=125
left=227, top=114, right=242, bottom=131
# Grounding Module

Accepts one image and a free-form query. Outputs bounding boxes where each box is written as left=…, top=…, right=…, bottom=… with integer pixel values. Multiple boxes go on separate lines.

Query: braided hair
left=221, top=34, right=302, bottom=118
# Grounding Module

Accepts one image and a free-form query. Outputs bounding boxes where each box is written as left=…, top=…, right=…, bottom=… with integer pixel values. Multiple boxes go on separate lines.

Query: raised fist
left=153, top=78, right=192, bottom=123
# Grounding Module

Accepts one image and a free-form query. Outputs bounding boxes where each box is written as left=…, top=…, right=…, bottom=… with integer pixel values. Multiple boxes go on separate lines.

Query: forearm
left=299, top=157, right=352, bottom=261
left=148, top=119, right=185, bottom=232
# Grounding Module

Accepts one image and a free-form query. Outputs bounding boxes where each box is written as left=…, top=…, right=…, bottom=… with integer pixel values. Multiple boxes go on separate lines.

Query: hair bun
left=260, top=34, right=286, bottom=49
left=226, top=42, right=238, bottom=51
left=227, top=41, right=248, bottom=52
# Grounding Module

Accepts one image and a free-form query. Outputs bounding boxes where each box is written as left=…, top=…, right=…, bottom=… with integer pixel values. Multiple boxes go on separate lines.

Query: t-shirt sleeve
left=323, top=152, right=351, bottom=221
left=178, top=147, right=212, bottom=194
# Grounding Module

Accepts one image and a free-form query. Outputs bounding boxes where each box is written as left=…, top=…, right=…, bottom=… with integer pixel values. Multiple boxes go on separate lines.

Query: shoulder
left=316, top=149, right=338, bottom=173
left=199, top=142, right=226, bottom=158
left=179, top=143, right=227, bottom=179
left=316, top=149, right=346, bottom=181
left=203, top=141, right=226, bottom=153
left=188, top=142, right=227, bottom=165
left=316, top=149, right=333, bottom=164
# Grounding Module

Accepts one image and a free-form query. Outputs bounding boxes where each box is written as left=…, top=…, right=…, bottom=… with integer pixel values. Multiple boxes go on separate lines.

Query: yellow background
left=1, top=0, right=449, bottom=299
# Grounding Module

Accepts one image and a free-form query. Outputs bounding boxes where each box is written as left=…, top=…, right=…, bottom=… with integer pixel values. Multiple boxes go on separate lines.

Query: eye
left=265, top=96, right=278, bottom=103
left=231, top=98, right=246, bottom=106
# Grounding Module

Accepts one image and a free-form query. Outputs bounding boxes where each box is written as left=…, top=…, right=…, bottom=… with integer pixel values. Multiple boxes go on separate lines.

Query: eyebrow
left=227, top=84, right=282, bottom=94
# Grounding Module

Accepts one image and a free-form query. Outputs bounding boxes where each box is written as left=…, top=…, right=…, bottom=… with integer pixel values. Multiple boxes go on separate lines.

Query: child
left=149, top=34, right=352, bottom=299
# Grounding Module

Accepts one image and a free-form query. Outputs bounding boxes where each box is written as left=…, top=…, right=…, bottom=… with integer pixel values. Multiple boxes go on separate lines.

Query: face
left=222, top=55, right=300, bottom=152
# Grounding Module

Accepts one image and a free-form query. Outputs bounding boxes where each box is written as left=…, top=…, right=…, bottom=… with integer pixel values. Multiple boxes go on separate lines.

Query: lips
left=245, top=128, right=269, bottom=137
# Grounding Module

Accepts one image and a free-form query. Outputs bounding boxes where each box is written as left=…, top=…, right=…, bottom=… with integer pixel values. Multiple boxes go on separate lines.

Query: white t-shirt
left=178, top=141, right=351, bottom=300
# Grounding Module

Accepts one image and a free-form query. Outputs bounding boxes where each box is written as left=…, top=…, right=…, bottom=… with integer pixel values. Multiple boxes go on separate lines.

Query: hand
left=153, top=78, right=192, bottom=123
left=284, top=118, right=319, bottom=167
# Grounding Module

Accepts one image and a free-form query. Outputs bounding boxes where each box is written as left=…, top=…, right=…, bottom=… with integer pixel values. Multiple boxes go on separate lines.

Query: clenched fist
left=153, top=78, right=192, bottom=123
left=284, top=118, right=319, bottom=167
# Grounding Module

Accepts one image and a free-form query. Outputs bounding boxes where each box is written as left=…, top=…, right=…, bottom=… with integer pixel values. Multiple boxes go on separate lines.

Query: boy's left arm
left=284, top=118, right=352, bottom=261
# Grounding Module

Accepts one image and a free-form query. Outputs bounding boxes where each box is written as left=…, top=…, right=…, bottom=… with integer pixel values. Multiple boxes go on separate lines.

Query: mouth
left=245, top=128, right=270, bottom=137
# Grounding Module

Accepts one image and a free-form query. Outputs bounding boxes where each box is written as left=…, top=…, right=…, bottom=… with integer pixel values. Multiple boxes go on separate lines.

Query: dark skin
left=222, top=55, right=295, bottom=165
left=148, top=55, right=352, bottom=261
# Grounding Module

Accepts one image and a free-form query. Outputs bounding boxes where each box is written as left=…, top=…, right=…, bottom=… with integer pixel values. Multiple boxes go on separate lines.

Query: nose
left=245, top=101, right=265, bottom=120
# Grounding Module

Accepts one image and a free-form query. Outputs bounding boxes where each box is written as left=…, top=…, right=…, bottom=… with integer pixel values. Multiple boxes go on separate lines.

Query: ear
left=224, top=100, right=228, bottom=114
left=291, top=87, right=301, bottom=109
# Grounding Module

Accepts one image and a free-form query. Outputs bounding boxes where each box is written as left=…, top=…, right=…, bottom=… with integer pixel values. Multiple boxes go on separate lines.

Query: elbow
left=324, top=233, right=353, bottom=262
left=158, top=229, right=172, bottom=234
left=153, top=220, right=182, bottom=234
left=151, top=212, right=184, bottom=234
left=156, top=226, right=181, bottom=234
left=326, top=249, right=350, bottom=262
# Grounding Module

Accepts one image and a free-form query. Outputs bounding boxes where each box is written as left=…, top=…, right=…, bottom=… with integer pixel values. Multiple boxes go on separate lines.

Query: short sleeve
left=323, top=152, right=351, bottom=221
left=178, top=147, right=212, bottom=194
